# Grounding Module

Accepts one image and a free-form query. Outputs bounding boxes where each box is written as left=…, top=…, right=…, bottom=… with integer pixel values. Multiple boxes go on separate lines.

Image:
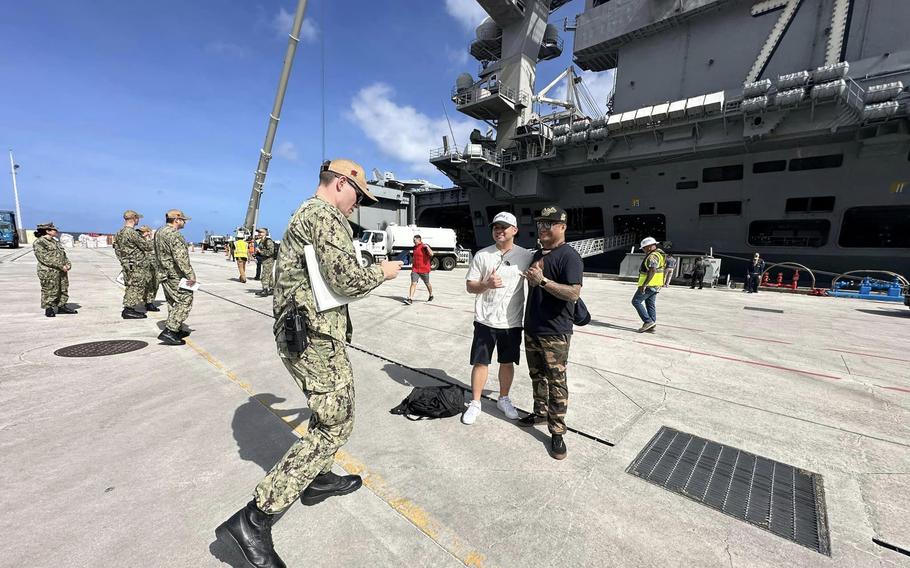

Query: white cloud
left=204, top=41, right=249, bottom=58
left=274, top=141, right=299, bottom=161
left=273, top=8, right=319, bottom=42
left=445, top=0, right=488, bottom=31
left=551, top=69, right=616, bottom=116
left=445, top=45, right=470, bottom=68
left=348, top=83, right=481, bottom=175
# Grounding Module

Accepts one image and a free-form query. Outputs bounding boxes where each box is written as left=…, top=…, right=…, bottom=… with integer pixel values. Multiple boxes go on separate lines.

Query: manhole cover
left=627, top=426, right=830, bottom=555
left=54, top=340, right=148, bottom=358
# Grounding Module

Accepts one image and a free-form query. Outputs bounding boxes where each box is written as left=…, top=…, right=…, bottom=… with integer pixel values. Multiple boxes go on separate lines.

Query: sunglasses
left=537, top=221, right=562, bottom=230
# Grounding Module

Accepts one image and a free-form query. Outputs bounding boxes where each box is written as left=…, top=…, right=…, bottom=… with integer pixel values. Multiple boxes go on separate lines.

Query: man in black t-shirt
left=518, top=205, right=584, bottom=460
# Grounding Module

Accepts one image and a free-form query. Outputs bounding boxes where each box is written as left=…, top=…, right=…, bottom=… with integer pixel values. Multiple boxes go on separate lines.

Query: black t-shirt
left=524, top=243, right=584, bottom=336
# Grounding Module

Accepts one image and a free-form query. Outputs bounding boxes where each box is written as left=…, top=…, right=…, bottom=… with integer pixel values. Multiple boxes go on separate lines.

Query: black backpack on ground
left=390, top=385, right=464, bottom=420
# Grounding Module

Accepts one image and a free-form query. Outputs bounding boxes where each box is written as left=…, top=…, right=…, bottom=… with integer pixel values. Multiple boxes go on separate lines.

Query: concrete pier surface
left=1, top=245, right=909, bottom=567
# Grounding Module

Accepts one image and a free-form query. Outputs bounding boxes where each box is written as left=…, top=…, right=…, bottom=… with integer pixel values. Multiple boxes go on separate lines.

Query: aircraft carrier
left=426, top=0, right=910, bottom=279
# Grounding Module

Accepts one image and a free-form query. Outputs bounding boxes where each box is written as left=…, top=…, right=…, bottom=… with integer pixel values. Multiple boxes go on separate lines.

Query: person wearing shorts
left=403, top=235, right=433, bottom=305
left=462, top=212, right=534, bottom=425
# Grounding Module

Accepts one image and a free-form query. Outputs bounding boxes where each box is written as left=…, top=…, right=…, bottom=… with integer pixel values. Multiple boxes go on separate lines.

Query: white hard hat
left=640, top=237, right=658, bottom=249
left=490, top=211, right=517, bottom=228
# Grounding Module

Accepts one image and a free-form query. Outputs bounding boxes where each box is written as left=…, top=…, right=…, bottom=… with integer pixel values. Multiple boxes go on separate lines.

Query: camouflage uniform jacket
left=34, top=236, right=70, bottom=274
left=154, top=225, right=196, bottom=281
left=113, top=225, right=151, bottom=270
left=273, top=196, right=384, bottom=349
left=258, top=237, right=277, bottom=259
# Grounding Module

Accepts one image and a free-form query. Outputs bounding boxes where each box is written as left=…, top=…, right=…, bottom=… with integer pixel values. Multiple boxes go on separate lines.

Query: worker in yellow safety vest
left=234, top=235, right=249, bottom=283
left=631, top=236, right=666, bottom=333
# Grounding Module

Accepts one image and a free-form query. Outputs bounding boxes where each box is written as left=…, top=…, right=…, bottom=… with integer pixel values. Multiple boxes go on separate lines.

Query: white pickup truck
left=355, top=225, right=460, bottom=271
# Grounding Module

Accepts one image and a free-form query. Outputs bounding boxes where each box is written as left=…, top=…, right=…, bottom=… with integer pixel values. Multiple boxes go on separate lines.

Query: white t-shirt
left=466, top=244, right=535, bottom=329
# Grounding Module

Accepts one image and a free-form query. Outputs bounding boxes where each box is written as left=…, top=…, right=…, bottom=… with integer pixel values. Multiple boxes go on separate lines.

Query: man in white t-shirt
left=462, top=211, right=535, bottom=425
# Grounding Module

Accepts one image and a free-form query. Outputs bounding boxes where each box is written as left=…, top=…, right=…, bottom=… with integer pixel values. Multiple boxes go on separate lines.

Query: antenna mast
left=242, top=0, right=310, bottom=234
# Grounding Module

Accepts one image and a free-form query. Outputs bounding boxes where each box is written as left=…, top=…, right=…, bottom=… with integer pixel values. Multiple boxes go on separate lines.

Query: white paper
left=116, top=272, right=125, bottom=285
left=304, top=244, right=363, bottom=312
left=179, top=278, right=200, bottom=292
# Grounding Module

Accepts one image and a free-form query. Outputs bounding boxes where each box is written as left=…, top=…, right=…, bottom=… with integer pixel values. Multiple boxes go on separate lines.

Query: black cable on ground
left=200, top=288, right=616, bottom=448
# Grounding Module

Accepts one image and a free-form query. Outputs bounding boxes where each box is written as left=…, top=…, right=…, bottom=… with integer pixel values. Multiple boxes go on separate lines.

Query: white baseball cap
left=640, top=237, right=658, bottom=249
left=490, top=212, right=517, bottom=228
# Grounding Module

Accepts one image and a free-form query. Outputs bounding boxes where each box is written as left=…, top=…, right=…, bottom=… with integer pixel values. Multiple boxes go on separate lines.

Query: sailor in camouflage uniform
left=33, top=222, right=77, bottom=317
left=254, top=228, right=277, bottom=297
left=217, top=159, right=402, bottom=568
left=154, top=209, right=195, bottom=345
left=113, top=210, right=153, bottom=319
left=138, top=225, right=159, bottom=310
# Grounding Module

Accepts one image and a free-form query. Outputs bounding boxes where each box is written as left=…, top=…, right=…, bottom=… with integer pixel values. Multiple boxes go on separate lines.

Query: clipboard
left=304, top=244, right=363, bottom=312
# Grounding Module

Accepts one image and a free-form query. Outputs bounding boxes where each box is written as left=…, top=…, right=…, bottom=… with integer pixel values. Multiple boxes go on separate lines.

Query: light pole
left=8, top=150, right=24, bottom=242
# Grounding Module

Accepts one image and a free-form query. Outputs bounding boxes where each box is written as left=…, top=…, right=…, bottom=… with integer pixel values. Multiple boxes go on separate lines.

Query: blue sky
left=0, top=0, right=610, bottom=240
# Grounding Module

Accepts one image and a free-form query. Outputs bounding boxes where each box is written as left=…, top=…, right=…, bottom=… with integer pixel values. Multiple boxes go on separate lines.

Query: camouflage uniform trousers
left=260, top=258, right=275, bottom=290
left=122, top=265, right=151, bottom=308
left=524, top=333, right=571, bottom=435
left=38, top=268, right=69, bottom=309
left=254, top=337, right=355, bottom=514
left=160, top=278, right=194, bottom=332
left=144, top=268, right=159, bottom=304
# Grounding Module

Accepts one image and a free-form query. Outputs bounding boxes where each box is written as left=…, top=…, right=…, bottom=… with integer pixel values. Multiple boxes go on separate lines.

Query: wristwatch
left=540, top=278, right=549, bottom=287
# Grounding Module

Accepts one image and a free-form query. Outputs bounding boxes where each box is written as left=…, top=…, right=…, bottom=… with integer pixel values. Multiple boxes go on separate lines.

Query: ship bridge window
left=700, top=201, right=742, bottom=216
left=584, top=184, right=605, bottom=194
left=748, top=220, right=830, bottom=247
left=676, top=180, right=699, bottom=190
left=789, top=154, right=843, bottom=171
left=753, top=160, right=787, bottom=174
left=839, top=206, right=910, bottom=248
left=786, top=196, right=836, bottom=213
left=566, top=207, right=604, bottom=240
left=702, top=164, right=743, bottom=183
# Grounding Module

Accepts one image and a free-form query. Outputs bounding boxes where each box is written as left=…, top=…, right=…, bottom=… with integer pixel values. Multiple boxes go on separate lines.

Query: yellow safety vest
left=637, top=250, right=666, bottom=287
left=234, top=239, right=249, bottom=258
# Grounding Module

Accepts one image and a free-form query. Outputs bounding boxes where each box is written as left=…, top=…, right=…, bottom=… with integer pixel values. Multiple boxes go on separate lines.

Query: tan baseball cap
left=138, top=225, right=152, bottom=233
left=166, top=209, right=191, bottom=221
left=123, top=210, right=143, bottom=220
left=321, top=159, right=377, bottom=205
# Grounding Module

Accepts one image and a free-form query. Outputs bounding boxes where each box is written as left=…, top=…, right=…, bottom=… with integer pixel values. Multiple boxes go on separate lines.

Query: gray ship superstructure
left=426, top=0, right=910, bottom=278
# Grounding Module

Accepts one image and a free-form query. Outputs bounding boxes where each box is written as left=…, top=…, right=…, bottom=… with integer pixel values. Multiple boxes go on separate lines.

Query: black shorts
left=470, top=322, right=522, bottom=365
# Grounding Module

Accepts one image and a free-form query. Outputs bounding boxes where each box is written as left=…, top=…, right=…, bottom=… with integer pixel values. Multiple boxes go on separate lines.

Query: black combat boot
left=215, top=501, right=286, bottom=568
left=145, top=302, right=160, bottom=312
left=550, top=434, right=567, bottom=460
left=57, top=304, right=78, bottom=314
left=177, top=328, right=190, bottom=338
left=122, top=307, right=146, bottom=319
left=300, top=471, right=363, bottom=506
left=45, top=307, right=56, bottom=317
left=157, top=329, right=185, bottom=345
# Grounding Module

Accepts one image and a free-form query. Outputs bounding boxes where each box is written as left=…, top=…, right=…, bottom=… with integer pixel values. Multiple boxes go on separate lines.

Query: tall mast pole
left=8, top=150, right=24, bottom=241
left=242, top=0, right=310, bottom=234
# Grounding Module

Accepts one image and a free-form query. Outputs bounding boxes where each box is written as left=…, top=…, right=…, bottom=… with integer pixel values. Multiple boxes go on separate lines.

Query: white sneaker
left=462, top=400, right=482, bottom=425
left=497, top=396, right=519, bottom=420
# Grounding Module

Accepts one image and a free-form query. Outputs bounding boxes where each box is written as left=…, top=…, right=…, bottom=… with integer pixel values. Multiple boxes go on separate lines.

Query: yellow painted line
left=183, top=338, right=486, bottom=567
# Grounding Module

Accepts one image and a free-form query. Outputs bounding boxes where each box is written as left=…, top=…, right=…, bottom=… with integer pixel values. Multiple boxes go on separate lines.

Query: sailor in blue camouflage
left=113, top=210, right=152, bottom=310
left=33, top=223, right=71, bottom=310
left=154, top=210, right=195, bottom=333
left=253, top=159, right=401, bottom=515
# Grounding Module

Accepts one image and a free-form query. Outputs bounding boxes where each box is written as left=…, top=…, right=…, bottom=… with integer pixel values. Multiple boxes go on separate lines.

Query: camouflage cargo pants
left=122, top=266, right=149, bottom=308
left=254, top=337, right=355, bottom=514
left=145, top=269, right=159, bottom=303
left=37, top=269, right=69, bottom=309
left=161, top=278, right=194, bottom=332
left=524, top=333, right=571, bottom=435
left=260, top=258, right=275, bottom=290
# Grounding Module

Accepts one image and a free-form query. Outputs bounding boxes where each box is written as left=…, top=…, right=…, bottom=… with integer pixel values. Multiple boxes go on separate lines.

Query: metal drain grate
left=744, top=306, right=784, bottom=314
left=54, top=340, right=148, bottom=358
left=627, top=426, right=830, bottom=555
